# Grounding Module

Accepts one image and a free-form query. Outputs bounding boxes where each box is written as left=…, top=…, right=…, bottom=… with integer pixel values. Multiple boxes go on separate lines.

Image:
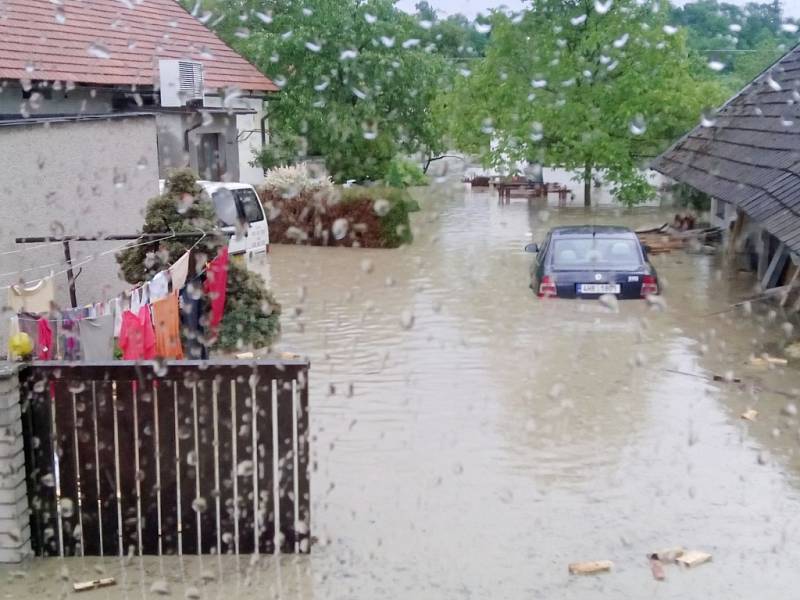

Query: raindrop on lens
left=594, top=0, right=613, bottom=14
left=87, top=42, right=110, bottom=59
left=192, top=497, right=208, bottom=513
left=400, top=310, right=415, bottom=330
left=373, top=198, right=390, bottom=216
left=254, top=11, right=272, bottom=24
left=332, top=218, right=349, bottom=240
left=629, top=114, right=646, bottom=135
left=60, top=498, right=74, bottom=518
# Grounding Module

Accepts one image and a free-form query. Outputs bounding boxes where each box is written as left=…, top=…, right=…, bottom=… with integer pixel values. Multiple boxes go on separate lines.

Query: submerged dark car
left=526, top=226, right=659, bottom=299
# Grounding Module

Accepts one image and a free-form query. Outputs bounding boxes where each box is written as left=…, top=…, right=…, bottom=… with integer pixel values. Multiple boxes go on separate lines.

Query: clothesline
left=0, top=239, right=66, bottom=256
left=9, top=243, right=229, bottom=363
left=12, top=230, right=208, bottom=323
left=0, top=231, right=182, bottom=290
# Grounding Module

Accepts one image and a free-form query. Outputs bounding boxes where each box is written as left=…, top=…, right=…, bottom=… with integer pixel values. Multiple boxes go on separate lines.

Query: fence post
left=0, top=363, right=30, bottom=563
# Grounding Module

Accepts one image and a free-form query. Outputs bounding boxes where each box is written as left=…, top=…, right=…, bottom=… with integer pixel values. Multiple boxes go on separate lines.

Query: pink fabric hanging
left=204, top=247, right=229, bottom=332
left=118, top=307, right=156, bottom=360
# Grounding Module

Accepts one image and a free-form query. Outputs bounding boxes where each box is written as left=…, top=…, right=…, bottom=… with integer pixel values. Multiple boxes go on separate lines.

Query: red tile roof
left=0, top=0, right=278, bottom=92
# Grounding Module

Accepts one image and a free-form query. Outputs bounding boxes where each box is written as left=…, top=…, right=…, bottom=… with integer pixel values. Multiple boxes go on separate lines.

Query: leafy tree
left=117, top=169, right=281, bottom=352
left=200, top=0, right=451, bottom=183
left=669, top=0, right=797, bottom=90
left=441, top=0, right=726, bottom=206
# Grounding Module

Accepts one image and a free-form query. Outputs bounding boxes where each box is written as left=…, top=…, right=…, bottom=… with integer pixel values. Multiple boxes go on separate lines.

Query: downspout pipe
left=183, top=112, right=203, bottom=154
left=260, top=113, right=269, bottom=176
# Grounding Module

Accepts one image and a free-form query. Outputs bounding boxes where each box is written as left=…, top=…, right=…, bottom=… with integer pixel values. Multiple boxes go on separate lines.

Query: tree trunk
left=584, top=163, right=592, bottom=207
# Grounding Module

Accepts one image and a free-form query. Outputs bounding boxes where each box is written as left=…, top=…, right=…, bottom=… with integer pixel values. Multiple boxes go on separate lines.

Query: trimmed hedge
left=260, top=185, right=418, bottom=248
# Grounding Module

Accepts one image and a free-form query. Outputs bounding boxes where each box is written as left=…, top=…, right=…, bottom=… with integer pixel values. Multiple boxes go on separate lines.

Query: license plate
left=578, top=283, right=620, bottom=294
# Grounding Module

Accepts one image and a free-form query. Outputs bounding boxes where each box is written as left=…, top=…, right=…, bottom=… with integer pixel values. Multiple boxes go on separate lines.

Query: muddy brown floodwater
left=7, top=183, right=800, bottom=599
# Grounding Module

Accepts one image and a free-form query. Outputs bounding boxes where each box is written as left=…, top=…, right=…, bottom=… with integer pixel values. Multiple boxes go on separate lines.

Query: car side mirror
left=524, top=243, right=539, bottom=253
left=642, top=244, right=651, bottom=259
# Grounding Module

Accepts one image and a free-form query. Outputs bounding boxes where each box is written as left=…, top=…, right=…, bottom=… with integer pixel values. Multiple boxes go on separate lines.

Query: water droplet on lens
left=87, top=42, right=110, bottom=59
left=629, top=114, right=646, bottom=135
left=400, top=310, right=414, bottom=330
left=192, top=497, right=208, bottom=513
left=373, top=198, right=390, bottom=216
left=254, top=11, right=272, bottom=24
left=150, top=580, right=170, bottom=595
left=594, top=0, right=613, bottom=14
left=332, top=218, right=349, bottom=240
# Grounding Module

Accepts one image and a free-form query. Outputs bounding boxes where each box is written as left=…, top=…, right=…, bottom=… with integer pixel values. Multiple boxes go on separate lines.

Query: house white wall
left=0, top=115, right=160, bottom=352
left=202, top=95, right=266, bottom=185
left=0, top=81, right=269, bottom=184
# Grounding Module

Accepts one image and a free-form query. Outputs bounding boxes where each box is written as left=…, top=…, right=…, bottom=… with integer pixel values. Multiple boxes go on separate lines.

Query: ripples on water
left=8, top=188, right=800, bottom=598
left=261, top=187, right=800, bottom=598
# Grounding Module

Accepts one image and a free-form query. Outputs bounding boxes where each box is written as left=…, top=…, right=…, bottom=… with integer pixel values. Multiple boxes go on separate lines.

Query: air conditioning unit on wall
left=159, top=59, right=205, bottom=107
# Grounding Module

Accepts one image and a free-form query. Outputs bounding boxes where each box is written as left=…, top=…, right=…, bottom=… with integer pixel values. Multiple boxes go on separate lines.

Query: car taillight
left=641, top=274, right=658, bottom=297
left=538, top=275, right=557, bottom=298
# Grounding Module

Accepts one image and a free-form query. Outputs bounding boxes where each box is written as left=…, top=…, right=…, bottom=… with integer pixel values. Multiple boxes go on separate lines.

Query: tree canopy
left=200, top=0, right=458, bottom=183
left=439, top=0, right=727, bottom=205
left=669, top=0, right=799, bottom=90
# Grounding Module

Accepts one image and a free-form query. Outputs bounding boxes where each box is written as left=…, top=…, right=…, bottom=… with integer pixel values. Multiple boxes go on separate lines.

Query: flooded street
left=7, top=185, right=800, bottom=598
left=268, top=184, right=800, bottom=598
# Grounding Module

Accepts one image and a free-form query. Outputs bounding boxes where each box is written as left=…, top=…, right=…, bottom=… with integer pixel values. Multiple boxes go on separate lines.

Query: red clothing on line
left=118, top=307, right=156, bottom=360
left=204, top=247, right=229, bottom=331
left=37, top=318, right=53, bottom=360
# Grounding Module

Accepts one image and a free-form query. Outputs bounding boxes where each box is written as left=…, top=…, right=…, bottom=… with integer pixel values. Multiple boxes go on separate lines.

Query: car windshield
left=551, top=237, right=642, bottom=269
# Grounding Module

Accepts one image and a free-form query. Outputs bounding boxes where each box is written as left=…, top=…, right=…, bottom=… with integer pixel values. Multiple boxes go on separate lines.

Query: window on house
left=197, top=133, right=224, bottom=181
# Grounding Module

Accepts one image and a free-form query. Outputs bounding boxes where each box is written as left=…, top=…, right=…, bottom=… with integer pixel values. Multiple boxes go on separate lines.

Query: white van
left=158, top=179, right=270, bottom=258
left=199, top=181, right=270, bottom=258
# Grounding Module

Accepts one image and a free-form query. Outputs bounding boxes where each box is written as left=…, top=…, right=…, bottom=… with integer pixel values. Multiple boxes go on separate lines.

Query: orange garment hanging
left=151, top=293, right=184, bottom=359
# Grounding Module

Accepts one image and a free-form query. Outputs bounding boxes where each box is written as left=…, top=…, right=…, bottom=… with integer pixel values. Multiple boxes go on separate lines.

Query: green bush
left=384, top=157, right=428, bottom=188
left=340, top=185, right=418, bottom=247
left=217, top=262, right=281, bottom=352
left=117, top=169, right=281, bottom=352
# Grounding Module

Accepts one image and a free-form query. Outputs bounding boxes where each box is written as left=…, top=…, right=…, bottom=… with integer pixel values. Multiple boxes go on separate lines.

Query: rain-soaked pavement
left=6, top=183, right=800, bottom=599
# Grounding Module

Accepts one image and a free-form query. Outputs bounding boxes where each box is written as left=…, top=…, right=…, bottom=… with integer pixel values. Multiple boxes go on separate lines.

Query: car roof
left=198, top=180, right=257, bottom=193
left=549, top=225, right=635, bottom=237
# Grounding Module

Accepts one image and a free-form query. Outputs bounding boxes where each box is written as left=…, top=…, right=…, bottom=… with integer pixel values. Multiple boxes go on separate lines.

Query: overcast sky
left=395, top=0, right=800, bottom=19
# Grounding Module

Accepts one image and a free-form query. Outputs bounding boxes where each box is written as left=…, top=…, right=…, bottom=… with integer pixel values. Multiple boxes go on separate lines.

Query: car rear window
left=550, top=237, right=642, bottom=268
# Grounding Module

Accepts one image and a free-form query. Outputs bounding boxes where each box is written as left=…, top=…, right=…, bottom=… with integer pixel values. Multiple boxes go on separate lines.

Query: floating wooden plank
left=73, top=577, right=116, bottom=592
left=676, top=550, right=712, bottom=568
left=741, top=408, right=759, bottom=421
left=568, top=560, right=613, bottom=575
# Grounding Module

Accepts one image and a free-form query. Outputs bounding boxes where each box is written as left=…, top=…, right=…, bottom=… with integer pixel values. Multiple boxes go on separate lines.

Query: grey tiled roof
left=652, top=45, right=800, bottom=252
